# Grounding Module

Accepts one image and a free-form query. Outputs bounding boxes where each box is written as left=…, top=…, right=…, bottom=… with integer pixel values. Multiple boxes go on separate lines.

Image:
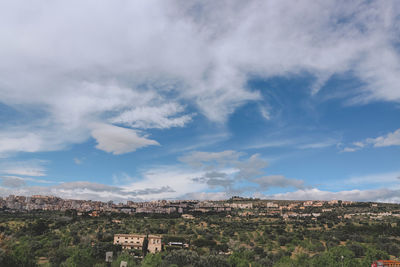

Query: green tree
left=162, top=250, right=199, bottom=266
left=141, top=253, right=162, bottom=267
left=142, top=236, right=149, bottom=257
left=60, top=248, right=95, bottom=267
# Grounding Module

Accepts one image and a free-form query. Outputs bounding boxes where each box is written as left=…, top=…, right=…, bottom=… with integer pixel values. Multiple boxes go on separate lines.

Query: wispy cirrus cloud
left=0, top=160, right=47, bottom=177
left=110, top=103, right=193, bottom=129
left=344, top=171, right=400, bottom=187
left=0, top=176, right=55, bottom=188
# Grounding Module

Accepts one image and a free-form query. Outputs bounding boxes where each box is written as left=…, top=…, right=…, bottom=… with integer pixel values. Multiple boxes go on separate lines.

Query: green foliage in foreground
left=0, top=210, right=399, bottom=266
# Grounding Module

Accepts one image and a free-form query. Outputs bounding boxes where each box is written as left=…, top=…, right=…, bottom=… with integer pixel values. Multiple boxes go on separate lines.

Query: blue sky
left=0, top=0, right=400, bottom=202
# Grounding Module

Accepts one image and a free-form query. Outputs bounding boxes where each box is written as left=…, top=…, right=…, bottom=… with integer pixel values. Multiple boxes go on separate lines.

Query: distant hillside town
left=1, top=195, right=400, bottom=221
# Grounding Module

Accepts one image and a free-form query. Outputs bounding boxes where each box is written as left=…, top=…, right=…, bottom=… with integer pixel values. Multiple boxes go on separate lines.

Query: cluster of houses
left=2, top=194, right=396, bottom=221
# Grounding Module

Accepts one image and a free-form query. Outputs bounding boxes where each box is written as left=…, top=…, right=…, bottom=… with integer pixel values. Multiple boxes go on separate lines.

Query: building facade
left=114, top=234, right=145, bottom=250
left=148, top=235, right=162, bottom=253
left=113, top=234, right=161, bottom=253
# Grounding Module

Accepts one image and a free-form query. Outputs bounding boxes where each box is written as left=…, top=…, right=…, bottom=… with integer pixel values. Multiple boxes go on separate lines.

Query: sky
left=0, top=0, right=400, bottom=203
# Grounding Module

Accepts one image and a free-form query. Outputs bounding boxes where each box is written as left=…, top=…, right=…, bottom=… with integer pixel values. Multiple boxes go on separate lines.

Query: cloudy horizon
left=0, top=0, right=400, bottom=203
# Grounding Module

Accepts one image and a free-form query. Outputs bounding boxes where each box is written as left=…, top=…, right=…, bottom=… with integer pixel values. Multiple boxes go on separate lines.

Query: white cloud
left=244, top=139, right=296, bottom=150
left=353, top=142, right=365, bottom=148
left=343, top=128, right=400, bottom=152
left=0, top=1, right=399, bottom=155
left=169, top=132, right=231, bottom=153
left=91, top=123, right=159, bottom=155
left=368, top=128, right=400, bottom=147
left=0, top=133, right=45, bottom=155
left=342, top=147, right=359, bottom=153
left=245, top=137, right=338, bottom=150
left=259, top=106, right=271, bottom=120
left=0, top=160, right=47, bottom=176
left=297, top=140, right=337, bottom=149
left=122, top=168, right=208, bottom=200
left=110, top=103, right=192, bottom=129
left=73, top=158, right=82, bottom=165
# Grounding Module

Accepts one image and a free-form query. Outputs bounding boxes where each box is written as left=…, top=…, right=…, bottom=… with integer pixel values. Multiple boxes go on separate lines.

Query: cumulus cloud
left=342, top=128, right=400, bottom=152
left=0, top=1, right=399, bottom=155
left=91, top=123, right=159, bottom=155
left=369, top=128, right=400, bottom=147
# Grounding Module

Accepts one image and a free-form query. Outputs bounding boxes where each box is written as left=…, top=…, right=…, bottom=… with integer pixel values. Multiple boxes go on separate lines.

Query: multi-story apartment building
left=113, top=234, right=161, bottom=253
left=114, top=234, right=145, bottom=250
